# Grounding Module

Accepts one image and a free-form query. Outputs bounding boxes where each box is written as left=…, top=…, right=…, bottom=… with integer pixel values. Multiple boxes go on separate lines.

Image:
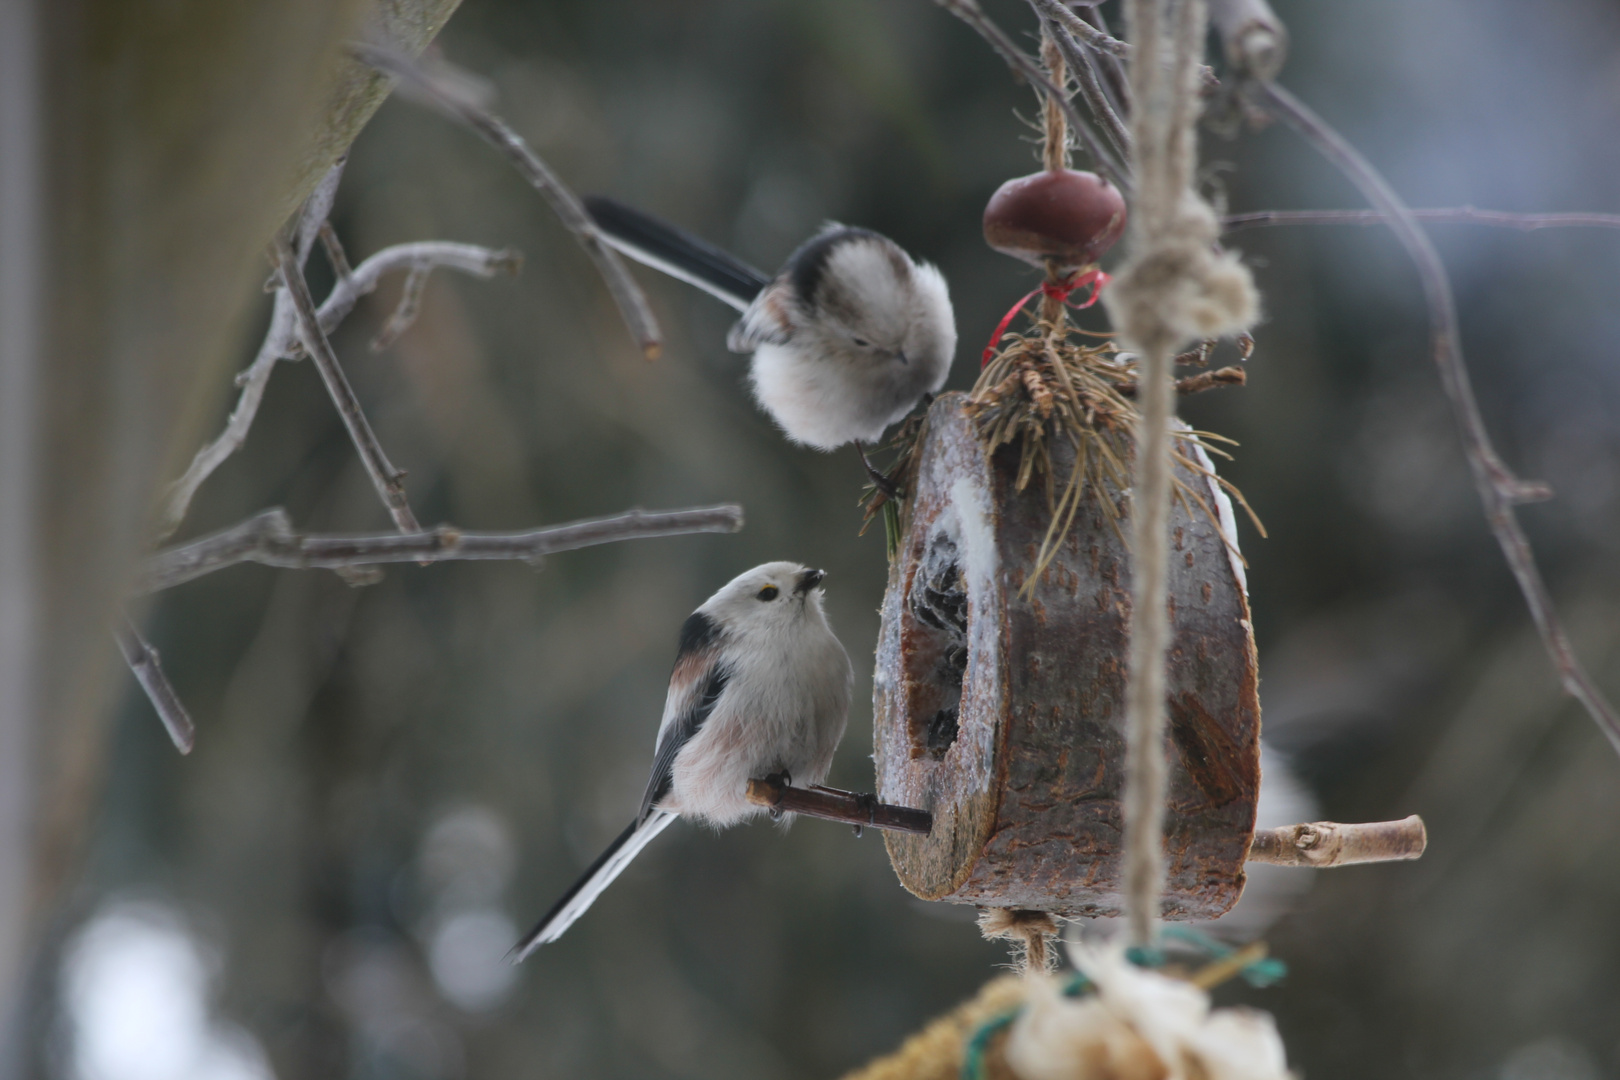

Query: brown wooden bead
left=873, top=394, right=1260, bottom=918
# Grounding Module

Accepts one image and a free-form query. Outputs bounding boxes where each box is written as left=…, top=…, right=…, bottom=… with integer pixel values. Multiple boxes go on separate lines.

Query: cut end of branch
left=1247, top=815, right=1427, bottom=867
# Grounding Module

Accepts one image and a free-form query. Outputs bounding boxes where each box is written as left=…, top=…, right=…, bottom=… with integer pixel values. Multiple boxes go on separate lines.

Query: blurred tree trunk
left=0, top=0, right=461, bottom=1067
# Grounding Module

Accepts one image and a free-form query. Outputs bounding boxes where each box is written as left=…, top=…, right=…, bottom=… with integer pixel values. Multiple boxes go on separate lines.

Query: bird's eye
left=852, top=337, right=870, bottom=348
left=756, top=585, right=780, bottom=601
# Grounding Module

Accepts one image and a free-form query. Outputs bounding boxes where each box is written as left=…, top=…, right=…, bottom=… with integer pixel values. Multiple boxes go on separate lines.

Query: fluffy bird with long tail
left=510, top=561, right=852, bottom=960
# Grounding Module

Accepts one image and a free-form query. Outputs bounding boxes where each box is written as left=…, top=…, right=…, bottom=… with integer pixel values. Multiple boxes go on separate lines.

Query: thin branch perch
left=744, top=776, right=932, bottom=835
left=352, top=42, right=662, bottom=360
left=1223, top=207, right=1620, bottom=234
left=113, top=617, right=196, bottom=754
left=1247, top=815, right=1427, bottom=867
left=1256, top=80, right=1620, bottom=757
left=273, top=234, right=423, bottom=534
left=137, top=504, right=745, bottom=594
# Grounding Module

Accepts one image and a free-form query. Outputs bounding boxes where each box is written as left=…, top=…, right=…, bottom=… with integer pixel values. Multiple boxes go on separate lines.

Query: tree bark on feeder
left=873, top=393, right=1259, bottom=919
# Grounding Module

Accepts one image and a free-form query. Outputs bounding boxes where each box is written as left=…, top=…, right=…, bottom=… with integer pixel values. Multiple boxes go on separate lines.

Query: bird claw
left=851, top=792, right=878, bottom=837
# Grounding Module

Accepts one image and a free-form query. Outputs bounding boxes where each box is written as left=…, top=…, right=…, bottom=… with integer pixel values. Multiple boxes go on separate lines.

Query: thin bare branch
left=744, top=776, right=932, bottom=835
left=1078, top=4, right=1133, bottom=115
left=928, top=0, right=1131, bottom=191
left=370, top=265, right=431, bottom=352
left=1050, top=1, right=1131, bottom=56
left=1224, top=207, right=1620, bottom=234
left=1247, top=815, right=1427, bottom=867
left=1256, top=80, right=1620, bottom=757
left=318, top=221, right=354, bottom=280
left=113, top=617, right=195, bottom=754
left=1031, top=0, right=1132, bottom=159
left=297, top=159, right=347, bottom=260
left=137, top=504, right=745, bottom=595
left=352, top=42, right=663, bottom=360
left=321, top=241, right=523, bottom=338
left=273, top=234, right=422, bottom=534
left=160, top=241, right=521, bottom=539
left=1119, top=365, right=1246, bottom=397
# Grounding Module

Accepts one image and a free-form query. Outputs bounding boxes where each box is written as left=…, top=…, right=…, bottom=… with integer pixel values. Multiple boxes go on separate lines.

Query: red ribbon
left=980, top=268, right=1112, bottom=368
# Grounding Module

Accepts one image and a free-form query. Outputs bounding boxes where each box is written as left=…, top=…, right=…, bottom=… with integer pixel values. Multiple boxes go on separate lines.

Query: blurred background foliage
left=43, top=1, right=1620, bottom=1078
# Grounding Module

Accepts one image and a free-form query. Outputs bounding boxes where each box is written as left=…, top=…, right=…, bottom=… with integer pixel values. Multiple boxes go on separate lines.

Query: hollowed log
left=873, top=393, right=1260, bottom=918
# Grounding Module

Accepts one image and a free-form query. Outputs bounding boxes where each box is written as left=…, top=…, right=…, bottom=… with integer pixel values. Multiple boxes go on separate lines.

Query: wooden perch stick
left=1246, top=815, right=1427, bottom=867
left=745, top=777, right=932, bottom=835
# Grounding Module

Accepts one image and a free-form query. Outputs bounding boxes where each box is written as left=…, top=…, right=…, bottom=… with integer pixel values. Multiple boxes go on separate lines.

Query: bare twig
left=1119, top=365, right=1246, bottom=398
left=744, top=776, right=932, bottom=835
left=318, top=221, right=354, bottom=280
left=137, top=504, right=745, bottom=594
left=1049, top=1, right=1131, bottom=57
left=1031, top=0, right=1132, bottom=159
left=297, top=159, right=347, bottom=261
left=113, top=617, right=195, bottom=754
left=1078, top=4, right=1133, bottom=115
left=1247, top=815, right=1427, bottom=867
left=160, top=241, right=519, bottom=538
left=1223, top=207, right=1620, bottom=234
left=273, top=234, right=422, bottom=534
left=352, top=42, right=662, bottom=360
left=319, top=241, right=523, bottom=339
left=1256, top=81, right=1620, bottom=757
left=927, top=0, right=1131, bottom=191
left=370, top=265, right=431, bottom=351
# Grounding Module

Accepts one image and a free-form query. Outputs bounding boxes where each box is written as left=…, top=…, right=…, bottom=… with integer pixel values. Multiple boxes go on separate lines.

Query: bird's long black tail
left=508, top=809, right=677, bottom=962
left=584, top=196, right=770, bottom=312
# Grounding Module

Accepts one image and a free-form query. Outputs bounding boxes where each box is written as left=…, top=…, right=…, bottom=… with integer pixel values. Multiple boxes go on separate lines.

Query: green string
left=1160, top=925, right=1288, bottom=987
left=960, top=1008, right=1021, bottom=1080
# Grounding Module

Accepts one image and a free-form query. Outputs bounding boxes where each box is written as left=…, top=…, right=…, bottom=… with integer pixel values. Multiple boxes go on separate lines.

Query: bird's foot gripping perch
left=745, top=775, right=932, bottom=835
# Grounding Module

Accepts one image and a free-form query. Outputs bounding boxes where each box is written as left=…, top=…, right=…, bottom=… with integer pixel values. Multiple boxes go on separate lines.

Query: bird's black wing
left=638, top=659, right=730, bottom=822
left=584, top=195, right=771, bottom=312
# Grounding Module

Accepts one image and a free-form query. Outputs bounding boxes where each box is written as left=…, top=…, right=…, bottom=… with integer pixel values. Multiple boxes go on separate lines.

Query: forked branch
left=1255, top=80, right=1620, bottom=756
left=137, top=505, right=745, bottom=594
left=352, top=42, right=662, bottom=360
left=273, top=235, right=423, bottom=534
left=928, top=0, right=1130, bottom=190
left=161, top=241, right=521, bottom=538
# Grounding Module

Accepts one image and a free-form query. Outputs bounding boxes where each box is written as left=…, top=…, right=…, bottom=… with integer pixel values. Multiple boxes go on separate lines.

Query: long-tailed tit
left=510, top=561, right=852, bottom=959
left=585, top=196, right=958, bottom=463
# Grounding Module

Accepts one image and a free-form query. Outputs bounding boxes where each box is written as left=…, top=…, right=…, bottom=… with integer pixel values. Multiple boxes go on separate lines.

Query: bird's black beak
left=794, top=568, right=826, bottom=594
left=895, top=349, right=908, bottom=366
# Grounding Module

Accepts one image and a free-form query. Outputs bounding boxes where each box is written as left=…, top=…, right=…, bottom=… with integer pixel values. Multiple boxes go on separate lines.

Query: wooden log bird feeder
left=872, top=391, right=1260, bottom=919
left=861, top=137, right=1424, bottom=920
